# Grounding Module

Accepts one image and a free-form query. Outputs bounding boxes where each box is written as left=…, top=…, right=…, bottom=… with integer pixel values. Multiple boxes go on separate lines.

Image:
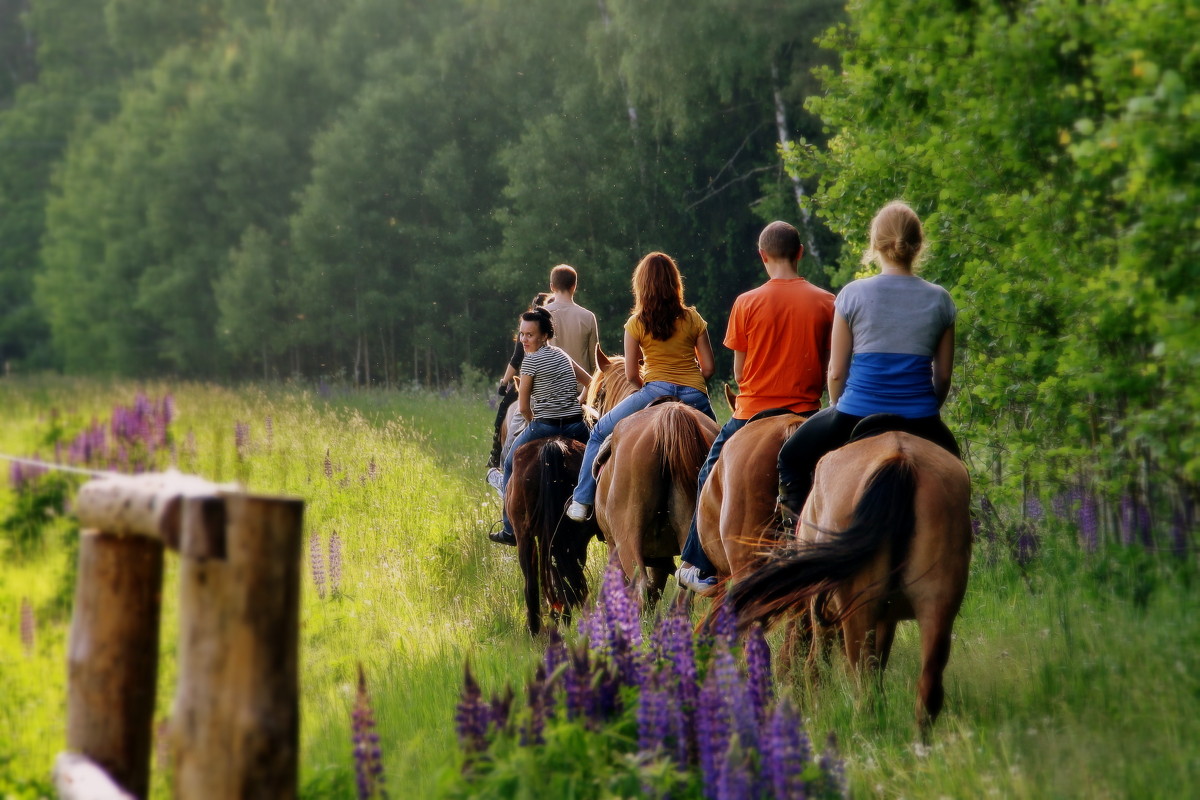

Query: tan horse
left=694, top=410, right=807, bottom=584
left=584, top=346, right=638, bottom=417
left=594, top=400, right=719, bottom=603
left=728, top=430, right=972, bottom=735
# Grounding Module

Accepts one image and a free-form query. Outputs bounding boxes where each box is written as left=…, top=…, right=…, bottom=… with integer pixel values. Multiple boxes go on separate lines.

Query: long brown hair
left=632, top=252, right=687, bottom=341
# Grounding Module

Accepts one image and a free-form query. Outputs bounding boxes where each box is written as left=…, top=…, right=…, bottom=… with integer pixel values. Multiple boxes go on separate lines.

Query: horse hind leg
left=914, top=608, right=955, bottom=739
left=643, top=556, right=674, bottom=609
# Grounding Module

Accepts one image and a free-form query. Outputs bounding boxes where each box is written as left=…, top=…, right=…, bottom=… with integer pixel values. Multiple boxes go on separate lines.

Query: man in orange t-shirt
left=676, top=221, right=835, bottom=594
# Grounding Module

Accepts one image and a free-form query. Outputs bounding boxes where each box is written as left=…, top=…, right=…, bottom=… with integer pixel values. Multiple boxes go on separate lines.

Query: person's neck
left=551, top=290, right=575, bottom=305
left=878, top=257, right=913, bottom=276
left=764, top=259, right=801, bottom=281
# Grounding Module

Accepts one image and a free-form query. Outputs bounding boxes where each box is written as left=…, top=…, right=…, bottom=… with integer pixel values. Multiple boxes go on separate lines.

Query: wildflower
left=20, top=598, right=35, bottom=655
left=696, top=661, right=730, bottom=793
left=324, top=449, right=334, bottom=479
left=522, top=665, right=547, bottom=746
left=309, top=533, right=326, bottom=599
left=490, top=686, right=514, bottom=736
left=352, top=664, right=387, bottom=799
left=368, top=457, right=378, bottom=479
left=1079, top=492, right=1100, bottom=551
left=818, top=732, right=847, bottom=799
left=633, top=671, right=672, bottom=753
left=762, top=697, right=811, bottom=799
left=744, top=624, right=773, bottom=728
left=716, top=735, right=753, bottom=800
left=455, top=664, right=490, bottom=755
left=329, top=531, right=343, bottom=595
left=1024, top=496, right=1044, bottom=521
left=234, top=422, right=251, bottom=459
left=564, top=644, right=592, bottom=721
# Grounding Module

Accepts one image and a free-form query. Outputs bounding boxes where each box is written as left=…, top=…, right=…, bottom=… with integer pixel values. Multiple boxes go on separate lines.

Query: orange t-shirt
left=724, top=278, right=835, bottom=419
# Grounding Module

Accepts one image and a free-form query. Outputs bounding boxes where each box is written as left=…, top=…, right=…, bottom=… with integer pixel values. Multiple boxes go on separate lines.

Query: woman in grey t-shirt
left=777, top=201, right=960, bottom=515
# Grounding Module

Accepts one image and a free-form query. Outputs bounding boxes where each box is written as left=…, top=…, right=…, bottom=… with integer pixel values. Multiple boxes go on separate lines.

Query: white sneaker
left=486, top=468, right=504, bottom=492
left=677, top=565, right=719, bottom=596
left=565, top=500, right=592, bottom=522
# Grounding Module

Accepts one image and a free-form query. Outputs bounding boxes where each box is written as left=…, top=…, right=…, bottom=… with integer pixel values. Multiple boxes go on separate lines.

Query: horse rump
left=728, top=452, right=917, bottom=631
left=508, top=436, right=596, bottom=635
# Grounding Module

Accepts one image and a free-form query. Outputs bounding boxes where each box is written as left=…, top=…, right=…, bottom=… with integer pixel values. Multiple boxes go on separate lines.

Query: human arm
left=827, top=311, right=852, bottom=405
left=498, top=362, right=518, bottom=394
left=571, top=358, right=593, bottom=388
left=623, top=331, right=644, bottom=389
left=732, top=350, right=746, bottom=384
left=517, top=375, right=533, bottom=421
left=933, top=323, right=955, bottom=407
left=695, top=329, right=716, bottom=381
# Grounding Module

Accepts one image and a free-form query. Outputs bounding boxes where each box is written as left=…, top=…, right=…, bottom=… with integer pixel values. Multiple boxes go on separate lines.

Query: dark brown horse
left=728, top=430, right=972, bottom=734
left=594, top=400, right=718, bottom=603
left=506, top=435, right=600, bottom=635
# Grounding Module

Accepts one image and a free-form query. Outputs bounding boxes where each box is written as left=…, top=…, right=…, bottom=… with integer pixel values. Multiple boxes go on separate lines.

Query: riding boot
left=776, top=482, right=806, bottom=529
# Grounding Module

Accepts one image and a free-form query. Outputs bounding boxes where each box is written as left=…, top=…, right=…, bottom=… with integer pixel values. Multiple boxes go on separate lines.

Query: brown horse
left=693, top=410, right=807, bottom=584
left=594, top=400, right=719, bottom=603
left=584, top=346, right=638, bottom=417
left=727, top=430, right=972, bottom=734
left=506, top=435, right=600, bottom=635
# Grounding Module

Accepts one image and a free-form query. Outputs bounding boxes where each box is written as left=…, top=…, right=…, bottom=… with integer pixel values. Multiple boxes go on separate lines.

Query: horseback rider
left=776, top=201, right=960, bottom=516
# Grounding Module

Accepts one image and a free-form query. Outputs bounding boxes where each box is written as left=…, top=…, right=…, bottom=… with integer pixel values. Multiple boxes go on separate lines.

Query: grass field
left=1, top=377, right=1197, bottom=798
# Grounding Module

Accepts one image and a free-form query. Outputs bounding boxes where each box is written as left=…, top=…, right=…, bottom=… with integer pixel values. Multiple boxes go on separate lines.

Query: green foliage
left=787, top=0, right=1200, bottom=528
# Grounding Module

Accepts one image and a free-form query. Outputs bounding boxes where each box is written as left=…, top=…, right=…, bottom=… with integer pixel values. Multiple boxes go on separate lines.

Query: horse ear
left=595, top=345, right=609, bottom=370
left=724, top=383, right=737, bottom=411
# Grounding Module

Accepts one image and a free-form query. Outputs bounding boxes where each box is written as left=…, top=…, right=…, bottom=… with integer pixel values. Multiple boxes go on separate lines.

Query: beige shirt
left=544, top=299, right=599, bottom=375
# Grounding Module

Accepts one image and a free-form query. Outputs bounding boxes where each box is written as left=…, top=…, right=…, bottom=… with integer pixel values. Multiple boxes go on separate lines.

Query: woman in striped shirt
left=492, top=306, right=593, bottom=545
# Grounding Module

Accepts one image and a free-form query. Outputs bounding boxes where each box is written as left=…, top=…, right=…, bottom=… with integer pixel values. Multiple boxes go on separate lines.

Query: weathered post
left=64, top=529, right=163, bottom=799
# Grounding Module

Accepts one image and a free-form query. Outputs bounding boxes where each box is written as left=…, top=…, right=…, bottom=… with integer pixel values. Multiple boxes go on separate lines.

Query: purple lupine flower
left=716, top=735, right=753, bottom=800
left=309, top=533, right=326, bottom=600
left=763, top=697, right=811, bottom=800
left=318, top=380, right=332, bottom=399
left=324, top=449, right=334, bottom=479
left=522, top=665, right=547, bottom=746
left=455, top=664, right=491, bottom=755
left=637, top=672, right=672, bottom=754
left=1119, top=494, right=1136, bottom=546
left=1052, top=485, right=1081, bottom=520
left=161, top=394, right=175, bottom=430
left=818, top=731, right=848, bottom=799
left=542, top=628, right=568, bottom=719
left=588, top=665, right=622, bottom=727
left=745, top=624, right=773, bottom=728
left=490, top=686, right=514, bottom=736
left=1015, top=523, right=1038, bottom=567
left=234, top=422, right=251, bottom=460
left=696, top=658, right=731, bottom=797
left=1024, top=496, right=1044, bottom=522
left=564, top=644, right=592, bottom=721
left=1171, top=505, right=1191, bottom=557
left=659, top=598, right=699, bottom=765
left=329, top=531, right=343, bottom=595
left=712, top=602, right=737, bottom=645
left=1079, top=492, right=1100, bottom=551
left=352, top=664, right=387, bottom=799
left=20, top=598, right=35, bottom=655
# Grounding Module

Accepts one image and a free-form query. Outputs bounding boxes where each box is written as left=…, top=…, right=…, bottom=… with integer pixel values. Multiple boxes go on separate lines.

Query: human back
left=543, top=263, right=599, bottom=377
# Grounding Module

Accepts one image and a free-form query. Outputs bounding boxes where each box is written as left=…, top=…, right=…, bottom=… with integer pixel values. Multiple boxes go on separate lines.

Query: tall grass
left=0, top=377, right=1196, bottom=798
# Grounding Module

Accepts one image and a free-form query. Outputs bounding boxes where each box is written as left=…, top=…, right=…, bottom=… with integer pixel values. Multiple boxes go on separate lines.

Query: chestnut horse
left=693, top=409, right=807, bottom=584
left=506, top=435, right=600, bottom=635
left=594, top=400, right=719, bottom=603
left=727, top=429, right=971, bottom=734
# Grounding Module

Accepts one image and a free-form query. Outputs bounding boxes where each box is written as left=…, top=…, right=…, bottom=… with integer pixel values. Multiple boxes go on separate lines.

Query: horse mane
left=728, top=451, right=917, bottom=632
left=586, top=354, right=638, bottom=416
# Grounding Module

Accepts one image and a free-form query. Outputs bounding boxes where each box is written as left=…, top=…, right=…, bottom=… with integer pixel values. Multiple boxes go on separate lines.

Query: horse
left=593, top=399, right=719, bottom=603
left=693, top=408, right=807, bottom=585
left=505, top=435, right=600, bottom=635
left=584, top=346, right=638, bottom=417
left=727, top=428, right=972, bottom=735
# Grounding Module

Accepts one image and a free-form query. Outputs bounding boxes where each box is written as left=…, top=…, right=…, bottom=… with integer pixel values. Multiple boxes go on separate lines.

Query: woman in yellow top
left=566, top=252, right=716, bottom=521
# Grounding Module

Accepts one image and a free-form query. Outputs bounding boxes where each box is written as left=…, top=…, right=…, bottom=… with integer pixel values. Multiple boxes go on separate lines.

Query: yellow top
left=624, top=307, right=709, bottom=393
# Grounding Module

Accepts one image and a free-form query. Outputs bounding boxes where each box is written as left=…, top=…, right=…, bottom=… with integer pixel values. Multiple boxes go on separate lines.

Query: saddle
left=847, top=413, right=957, bottom=455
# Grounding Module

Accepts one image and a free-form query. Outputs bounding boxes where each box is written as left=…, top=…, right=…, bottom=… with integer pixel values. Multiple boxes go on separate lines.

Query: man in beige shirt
left=543, top=264, right=599, bottom=383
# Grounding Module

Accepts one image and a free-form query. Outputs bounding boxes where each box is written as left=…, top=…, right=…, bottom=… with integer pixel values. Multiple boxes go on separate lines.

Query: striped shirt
left=520, top=344, right=581, bottom=420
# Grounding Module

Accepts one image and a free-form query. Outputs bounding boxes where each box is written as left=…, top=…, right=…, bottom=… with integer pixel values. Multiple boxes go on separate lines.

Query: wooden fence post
left=171, top=492, right=303, bottom=799
left=65, top=530, right=164, bottom=799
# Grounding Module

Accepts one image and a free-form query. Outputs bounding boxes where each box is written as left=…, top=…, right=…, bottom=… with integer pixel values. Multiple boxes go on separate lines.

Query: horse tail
left=654, top=404, right=711, bottom=499
left=533, top=438, right=578, bottom=612
left=728, top=452, right=917, bottom=631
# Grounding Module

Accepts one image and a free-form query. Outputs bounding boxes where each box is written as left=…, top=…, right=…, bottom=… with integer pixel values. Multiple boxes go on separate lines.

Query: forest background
left=1, top=0, right=1198, bottom=527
